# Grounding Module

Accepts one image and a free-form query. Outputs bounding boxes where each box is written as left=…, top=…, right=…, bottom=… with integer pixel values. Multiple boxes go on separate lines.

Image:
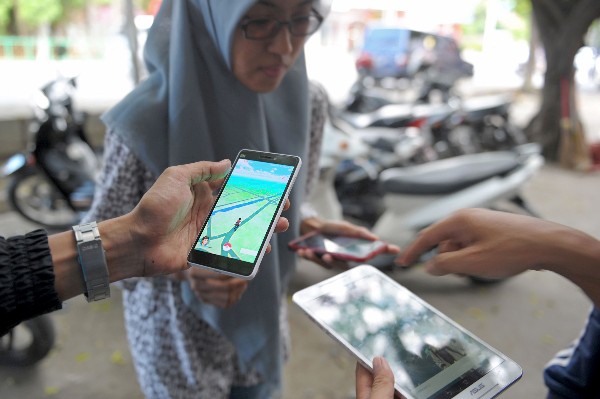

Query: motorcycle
left=0, top=78, right=98, bottom=367
left=0, top=315, right=56, bottom=367
left=339, top=77, right=528, bottom=158
left=1, top=76, right=99, bottom=230
left=370, top=143, right=542, bottom=255
left=446, top=94, right=528, bottom=154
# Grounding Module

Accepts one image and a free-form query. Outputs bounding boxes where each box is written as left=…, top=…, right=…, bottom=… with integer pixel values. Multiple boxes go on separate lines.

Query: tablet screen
left=301, top=272, right=506, bottom=399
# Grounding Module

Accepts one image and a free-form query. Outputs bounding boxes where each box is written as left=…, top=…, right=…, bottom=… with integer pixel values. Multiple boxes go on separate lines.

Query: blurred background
left=1, top=0, right=600, bottom=398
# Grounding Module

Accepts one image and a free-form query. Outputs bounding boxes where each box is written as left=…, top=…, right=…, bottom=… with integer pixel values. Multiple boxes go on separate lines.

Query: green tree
left=18, top=0, right=62, bottom=28
left=0, top=0, right=117, bottom=35
left=0, top=0, right=10, bottom=27
left=0, top=0, right=16, bottom=34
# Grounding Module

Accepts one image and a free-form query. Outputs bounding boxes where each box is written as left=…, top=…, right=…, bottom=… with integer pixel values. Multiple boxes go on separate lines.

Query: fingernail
left=373, top=356, right=382, bottom=371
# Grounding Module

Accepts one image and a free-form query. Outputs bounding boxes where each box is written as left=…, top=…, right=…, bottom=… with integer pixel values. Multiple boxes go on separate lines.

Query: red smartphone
left=288, top=231, right=388, bottom=262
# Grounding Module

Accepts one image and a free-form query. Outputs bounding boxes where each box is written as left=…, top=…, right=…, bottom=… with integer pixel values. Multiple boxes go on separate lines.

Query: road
left=1, top=42, right=600, bottom=398
left=1, top=161, right=599, bottom=399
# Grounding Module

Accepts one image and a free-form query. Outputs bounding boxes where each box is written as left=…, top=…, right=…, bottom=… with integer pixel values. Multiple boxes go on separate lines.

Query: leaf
left=466, top=307, right=486, bottom=321
left=111, top=350, right=126, bottom=365
left=44, top=386, right=60, bottom=396
left=75, top=352, right=90, bottom=362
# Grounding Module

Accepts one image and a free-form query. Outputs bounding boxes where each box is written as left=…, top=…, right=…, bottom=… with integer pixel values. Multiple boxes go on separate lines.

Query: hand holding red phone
left=295, top=217, right=400, bottom=270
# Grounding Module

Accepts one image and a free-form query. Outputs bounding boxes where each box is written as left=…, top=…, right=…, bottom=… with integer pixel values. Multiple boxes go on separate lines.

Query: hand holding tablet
left=293, top=266, right=522, bottom=399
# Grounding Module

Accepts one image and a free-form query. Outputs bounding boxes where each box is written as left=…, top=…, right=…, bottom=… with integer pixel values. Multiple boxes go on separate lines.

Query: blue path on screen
left=211, top=194, right=280, bottom=215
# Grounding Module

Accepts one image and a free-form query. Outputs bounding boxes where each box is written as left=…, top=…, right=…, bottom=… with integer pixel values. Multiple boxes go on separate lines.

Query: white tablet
left=292, top=265, right=522, bottom=399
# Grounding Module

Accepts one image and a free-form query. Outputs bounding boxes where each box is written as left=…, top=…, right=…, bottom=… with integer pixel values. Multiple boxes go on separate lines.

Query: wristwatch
left=73, top=221, right=110, bottom=302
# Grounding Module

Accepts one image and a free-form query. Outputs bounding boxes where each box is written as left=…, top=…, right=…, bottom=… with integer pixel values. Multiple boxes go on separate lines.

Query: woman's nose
left=268, top=26, right=294, bottom=56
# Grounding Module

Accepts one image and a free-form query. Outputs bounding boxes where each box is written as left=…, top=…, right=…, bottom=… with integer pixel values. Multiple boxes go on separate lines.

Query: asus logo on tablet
left=470, top=383, right=485, bottom=395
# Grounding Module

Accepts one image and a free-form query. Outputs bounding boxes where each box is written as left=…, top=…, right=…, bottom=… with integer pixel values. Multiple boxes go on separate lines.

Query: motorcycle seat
left=341, top=104, right=414, bottom=129
left=379, top=151, right=521, bottom=195
left=460, top=95, right=512, bottom=120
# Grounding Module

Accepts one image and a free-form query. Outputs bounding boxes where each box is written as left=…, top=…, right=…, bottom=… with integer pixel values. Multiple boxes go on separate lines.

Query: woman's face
left=231, top=0, right=315, bottom=93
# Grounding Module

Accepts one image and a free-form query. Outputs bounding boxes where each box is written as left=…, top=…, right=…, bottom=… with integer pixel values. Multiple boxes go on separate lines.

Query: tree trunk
left=124, top=0, right=141, bottom=85
left=525, top=0, right=600, bottom=170
left=7, top=5, right=18, bottom=35
left=521, top=14, right=539, bottom=92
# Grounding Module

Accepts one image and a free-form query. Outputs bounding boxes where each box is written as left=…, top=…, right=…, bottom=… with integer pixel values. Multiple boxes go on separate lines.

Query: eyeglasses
left=240, top=10, right=323, bottom=41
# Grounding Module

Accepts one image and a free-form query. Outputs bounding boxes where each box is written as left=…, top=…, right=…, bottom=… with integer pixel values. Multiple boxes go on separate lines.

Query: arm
left=0, top=159, right=230, bottom=334
left=0, top=231, right=61, bottom=336
left=398, top=208, right=600, bottom=308
left=50, top=159, right=232, bottom=301
left=88, top=133, right=281, bottom=309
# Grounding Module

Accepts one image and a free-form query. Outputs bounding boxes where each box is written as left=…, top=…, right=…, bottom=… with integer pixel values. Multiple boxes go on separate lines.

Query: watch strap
left=73, top=221, right=110, bottom=302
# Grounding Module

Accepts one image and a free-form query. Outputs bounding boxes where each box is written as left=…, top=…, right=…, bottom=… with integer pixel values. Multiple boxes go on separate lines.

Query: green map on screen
left=195, top=158, right=294, bottom=265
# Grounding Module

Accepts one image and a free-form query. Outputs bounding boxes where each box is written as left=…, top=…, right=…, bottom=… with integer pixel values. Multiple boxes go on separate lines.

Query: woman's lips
left=262, top=65, right=285, bottom=78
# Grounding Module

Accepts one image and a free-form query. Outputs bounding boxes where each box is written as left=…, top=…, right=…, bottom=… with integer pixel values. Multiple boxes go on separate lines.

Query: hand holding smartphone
left=187, top=149, right=301, bottom=279
left=288, top=231, right=388, bottom=262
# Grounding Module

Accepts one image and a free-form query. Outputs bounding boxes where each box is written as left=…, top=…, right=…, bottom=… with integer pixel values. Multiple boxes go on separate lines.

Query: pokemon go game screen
left=195, top=158, right=294, bottom=264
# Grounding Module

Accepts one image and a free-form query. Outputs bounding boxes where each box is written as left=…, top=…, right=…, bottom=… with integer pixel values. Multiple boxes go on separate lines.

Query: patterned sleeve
left=302, top=80, right=328, bottom=219
left=83, top=129, right=156, bottom=224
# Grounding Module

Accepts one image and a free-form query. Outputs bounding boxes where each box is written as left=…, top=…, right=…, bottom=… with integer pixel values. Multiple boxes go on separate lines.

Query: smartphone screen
left=187, top=149, right=301, bottom=279
left=289, top=232, right=387, bottom=262
left=293, top=266, right=522, bottom=399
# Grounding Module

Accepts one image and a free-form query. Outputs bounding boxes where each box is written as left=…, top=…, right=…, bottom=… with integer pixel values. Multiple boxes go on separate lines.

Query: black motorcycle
left=1, top=76, right=99, bottom=230
left=339, top=79, right=527, bottom=159
left=446, top=94, right=528, bottom=154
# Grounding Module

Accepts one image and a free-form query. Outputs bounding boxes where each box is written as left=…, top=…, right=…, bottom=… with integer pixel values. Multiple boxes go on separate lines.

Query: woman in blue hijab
left=84, top=0, right=395, bottom=397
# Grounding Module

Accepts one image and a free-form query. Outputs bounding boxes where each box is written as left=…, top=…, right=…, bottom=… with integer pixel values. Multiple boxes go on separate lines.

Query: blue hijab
left=102, top=0, right=314, bottom=394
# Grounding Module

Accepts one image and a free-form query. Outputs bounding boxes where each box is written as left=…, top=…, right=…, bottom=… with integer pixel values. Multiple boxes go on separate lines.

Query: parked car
left=355, top=27, right=474, bottom=86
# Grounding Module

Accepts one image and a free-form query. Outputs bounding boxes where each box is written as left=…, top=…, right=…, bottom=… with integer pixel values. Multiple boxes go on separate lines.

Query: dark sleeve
left=544, top=307, right=600, bottom=398
left=0, top=229, right=62, bottom=336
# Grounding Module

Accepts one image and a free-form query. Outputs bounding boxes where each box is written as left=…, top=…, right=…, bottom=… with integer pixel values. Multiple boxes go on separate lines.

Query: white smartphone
left=292, top=265, right=522, bottom=399
left=187, top=149, right=301, bottom=280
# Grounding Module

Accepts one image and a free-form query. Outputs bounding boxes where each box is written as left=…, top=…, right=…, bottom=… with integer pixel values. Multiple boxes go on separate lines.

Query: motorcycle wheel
left=0, top=315, right=56, bottom=367
left=447, top=125, right=482, bottom=155
left=8, top=167, right=82, bottom=230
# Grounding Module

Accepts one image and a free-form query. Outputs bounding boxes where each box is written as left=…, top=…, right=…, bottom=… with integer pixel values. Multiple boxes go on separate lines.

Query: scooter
left=314, top=108, right=438, bottom=225
left=371, top=143, right=542, bottom=252
left=1, top=76, right=99, bottom=230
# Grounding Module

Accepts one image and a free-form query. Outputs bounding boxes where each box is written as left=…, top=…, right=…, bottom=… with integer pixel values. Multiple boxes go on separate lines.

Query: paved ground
left=1, top=43, right=600, bottom=399
left=0, top=161, right=599, bottom=399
